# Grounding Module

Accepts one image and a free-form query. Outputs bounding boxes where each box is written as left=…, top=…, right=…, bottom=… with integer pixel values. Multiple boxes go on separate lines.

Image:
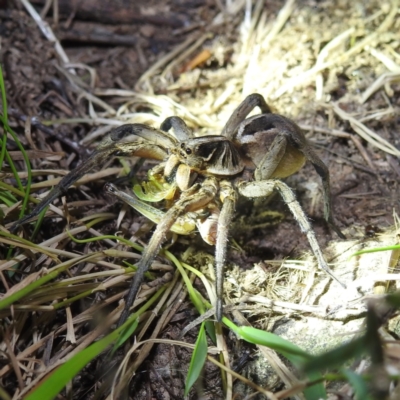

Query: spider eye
left=181, top=143, right=185, bottom=149
left=185, top=147, right=192, bottom=155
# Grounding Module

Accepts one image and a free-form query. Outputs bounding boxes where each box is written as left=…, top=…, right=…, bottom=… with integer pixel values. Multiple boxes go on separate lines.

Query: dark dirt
left=1, top=0, right=400, bottom=399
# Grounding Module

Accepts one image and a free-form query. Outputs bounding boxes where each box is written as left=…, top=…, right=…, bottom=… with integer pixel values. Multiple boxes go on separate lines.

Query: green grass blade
left=0, top=253, right=100, bottom=310
left=0, top=189, right=18, bottom=206
left=303, top=375, right=327, bottom=400
left=304, top=300, right=383, bottom=374
left=0, top=64, right=9, bottom=172
left=0, top=127, right=7, bottom=173
left=0, top=65, right=8, bottom=125
left=0, top=230, right=59, bottom=260
left=185, top=322, right=208, bottom=396
left=228, top=323, right=310, bottom=362
left=0, top=386, right=11, bottom=400
left=111, top=318, right=139, bottom=355
left=386, top=290, right=400, bottom=308
left=29, top=207, right=47, bottom=241
left=66, top=230, right=142, bottom=252
left=0, top=64, right=32, bottom=222
left=24, top=290, right=163, bottom=400
left=350, top=244, right=400, bottom=257
left=166, top=250, right=206, bottom=314
left=24, top=326, right=121, bottom=400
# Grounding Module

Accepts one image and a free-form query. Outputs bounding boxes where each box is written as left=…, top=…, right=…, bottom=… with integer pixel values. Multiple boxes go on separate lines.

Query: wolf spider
left=12, top=94, right=345, bottom=326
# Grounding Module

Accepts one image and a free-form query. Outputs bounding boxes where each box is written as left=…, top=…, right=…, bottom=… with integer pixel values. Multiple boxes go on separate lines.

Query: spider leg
left=105, top=183, right=196, bottom=235
left=160, top=116, right=194, bottom=140
left=269, top=115, right=345, bottom=239
left=109, top=123, right=177, bottom=149
left=10, top=124, right=169, bottom=231
left=114, top=177, right=218, bottom=327
left=239, top=113, right=345, bottom=239
left=238, top=179, right=345, bottom=287
left=222, top=93, right=272, bottom=140
left=300, top=145, right=346, bottom=239
left=215, top=181, right=237, bottom=321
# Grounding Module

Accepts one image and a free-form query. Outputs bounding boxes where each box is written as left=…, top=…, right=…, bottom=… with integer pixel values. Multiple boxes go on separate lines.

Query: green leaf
left=302, top=336, right=366, bottom=374
left=341, top=369, right=371, bottom=400
left=204, top=320, right=216, bottom=344
left=185, top=322, right=208, bottom=396
left=224, top=320, right=326, bottom=399
left=235, top=325, right=310, bottom=363
left=0, top=189, right=18, bottom=206
left=111, top=318, right=139, bottom=355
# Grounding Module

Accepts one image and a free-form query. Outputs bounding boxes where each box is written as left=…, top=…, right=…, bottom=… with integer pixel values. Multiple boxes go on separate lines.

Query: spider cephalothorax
left=11, top=94, right=345, bottom=326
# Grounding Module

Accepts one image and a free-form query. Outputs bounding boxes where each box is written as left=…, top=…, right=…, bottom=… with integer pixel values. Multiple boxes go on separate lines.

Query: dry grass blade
left=136, top=33, right=205, bottom=90
left=111, top=272, right=181, bottom=397
left=27, top=167, right=122, bottom=190
left=261, top=0, right=296, bottom=51
left=161, top=33, right=213, bottom=78
left=361, top=71, right=400, bottom=103
left=7, top=150, right=65, bottom=161
left=361, top=45, right=400, bottom=102
left=330, top=102, right=400, bottom=157
left=273, top=0, right=399, bottom=99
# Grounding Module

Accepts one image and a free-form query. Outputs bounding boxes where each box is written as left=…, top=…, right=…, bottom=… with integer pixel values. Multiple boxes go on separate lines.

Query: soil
left=1, top=0, right=399, bottom=399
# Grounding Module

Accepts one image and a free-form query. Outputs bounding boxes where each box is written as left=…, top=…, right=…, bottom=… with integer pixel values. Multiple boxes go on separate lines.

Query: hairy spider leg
left=301, top=144, right=346, bottom=239
left=238, top=180, right=345, bottom=287
left=110, top=177, right=218, bottom=327
left=160, top=116, right=194, bottom=140
left=222, top=93, right=272, bottom=140
left=105, top=183, right=197, bottom=235
left=254, top=114, right=345, bottom=239
left=10, top=124, right=174, bottom=231
left=223, top=95, right=345, bottom=239
left=215, top=181, right=237, bottom=321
